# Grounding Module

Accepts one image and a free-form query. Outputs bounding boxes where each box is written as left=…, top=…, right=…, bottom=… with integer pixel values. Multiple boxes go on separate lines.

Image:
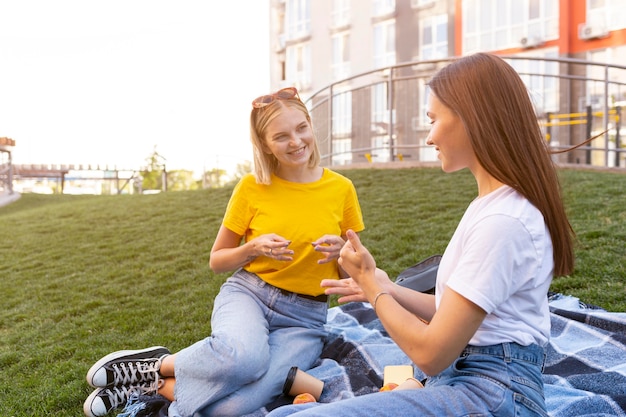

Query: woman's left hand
left=337, top=229, right=377, bottom=286
left=312, top=234, right=345, bottom=264
left=321, top=277, right=366, bottom=303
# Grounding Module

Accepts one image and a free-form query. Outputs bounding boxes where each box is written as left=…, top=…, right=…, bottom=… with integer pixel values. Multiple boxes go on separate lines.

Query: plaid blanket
left=120, top=294, right=626, bottom=417
left=255, top=294, right=626, bottom=416
left=542, top=294, right=626, bottom=416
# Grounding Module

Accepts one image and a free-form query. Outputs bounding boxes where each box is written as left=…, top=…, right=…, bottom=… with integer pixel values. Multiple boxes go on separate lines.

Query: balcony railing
left=304, top=56, right=626, bottom=170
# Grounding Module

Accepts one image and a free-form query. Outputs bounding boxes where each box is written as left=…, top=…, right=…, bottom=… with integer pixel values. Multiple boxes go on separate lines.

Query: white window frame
left=371, top=83, right=393, bottom=162
left=373, top=19, right=396, bottom=69
left=286, top=43, right=311, bottom=90
left=462, top=0, right=558, bottom=54
left=586, top=46, right=626, bottom=108
left=586, top=0, right=626, bottom=30
left=285, top=0, right=310, bottom=41
left=332, top=138, right=352, bottom=165
left=420, top=14, right=448, bottom=60
left=506, top=51, right=559, bottom=114
left=331, top=32, right=351, bottom=81
left=331, top=0, right=350, bottom=28
left=372, top=0, right=395, bottom=17
left=332, top=90, right=352, bottom=137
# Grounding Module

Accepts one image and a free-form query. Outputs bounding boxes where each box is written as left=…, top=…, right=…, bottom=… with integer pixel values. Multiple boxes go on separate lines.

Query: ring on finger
left=269, top=248, right=273, bottom=255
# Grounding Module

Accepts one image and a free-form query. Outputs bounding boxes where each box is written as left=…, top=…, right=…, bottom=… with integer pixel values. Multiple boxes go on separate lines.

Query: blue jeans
left=168, top=269, right=328, bottom=417
left=266, top=342, right=547, bottom=417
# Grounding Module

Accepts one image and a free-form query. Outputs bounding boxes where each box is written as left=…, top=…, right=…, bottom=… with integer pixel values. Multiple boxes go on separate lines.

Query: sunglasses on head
left=252, top=87, right=300, bottom=109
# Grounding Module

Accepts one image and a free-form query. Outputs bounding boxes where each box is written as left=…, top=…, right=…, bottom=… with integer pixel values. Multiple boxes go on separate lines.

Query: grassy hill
left=0, top=167, right=624, bottom=416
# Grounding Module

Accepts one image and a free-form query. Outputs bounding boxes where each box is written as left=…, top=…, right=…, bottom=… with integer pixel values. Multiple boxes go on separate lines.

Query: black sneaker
left=86, top=346, right=170, bottom=388
left=83, top=382, right=160, bottom=417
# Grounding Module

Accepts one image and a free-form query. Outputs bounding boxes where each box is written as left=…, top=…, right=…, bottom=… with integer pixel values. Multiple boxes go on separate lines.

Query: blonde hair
left=428, top=53, right=574, bottom=276
left=249, top=96, right=321, bottom=184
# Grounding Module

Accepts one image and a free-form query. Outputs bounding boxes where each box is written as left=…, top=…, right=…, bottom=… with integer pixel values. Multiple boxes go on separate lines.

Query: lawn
left=0, top=167, right=624, bottom=416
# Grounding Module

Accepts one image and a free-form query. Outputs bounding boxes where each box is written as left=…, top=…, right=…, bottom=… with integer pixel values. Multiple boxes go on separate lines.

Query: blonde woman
left=83, top=87, right=364, bottom=417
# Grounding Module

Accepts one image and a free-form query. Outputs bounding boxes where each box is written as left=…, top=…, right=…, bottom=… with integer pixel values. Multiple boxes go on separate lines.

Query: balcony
left=305, top=56, right=626, bottom=170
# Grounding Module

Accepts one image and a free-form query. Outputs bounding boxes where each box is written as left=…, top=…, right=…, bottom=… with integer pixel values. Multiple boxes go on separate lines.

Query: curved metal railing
left=304, top=56, right=626, bottom=170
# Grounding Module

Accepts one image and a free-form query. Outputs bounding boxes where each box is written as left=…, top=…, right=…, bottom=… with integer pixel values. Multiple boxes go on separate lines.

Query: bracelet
left=373, top=291, right=391, bottom=313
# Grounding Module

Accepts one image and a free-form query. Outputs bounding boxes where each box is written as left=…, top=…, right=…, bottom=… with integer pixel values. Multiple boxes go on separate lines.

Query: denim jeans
left=266, top=342, right=548, bottom=417
left=167, top=269, right=328, bottom=417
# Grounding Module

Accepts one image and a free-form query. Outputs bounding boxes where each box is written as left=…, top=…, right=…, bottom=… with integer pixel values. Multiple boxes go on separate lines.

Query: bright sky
left=0, top=0, right=270, bottom=177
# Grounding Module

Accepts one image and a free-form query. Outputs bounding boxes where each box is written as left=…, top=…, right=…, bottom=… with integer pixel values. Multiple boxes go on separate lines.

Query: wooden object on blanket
left=383, top=365, right=414, bottom=386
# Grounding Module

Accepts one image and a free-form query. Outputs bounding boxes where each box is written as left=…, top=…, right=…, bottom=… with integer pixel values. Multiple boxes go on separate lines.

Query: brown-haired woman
left=267, top=53, right=573, bottom=417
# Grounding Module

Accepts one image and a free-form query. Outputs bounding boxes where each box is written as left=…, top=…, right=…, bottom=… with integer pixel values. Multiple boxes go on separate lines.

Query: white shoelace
left=110, top=357, right=163, bottom=387
left=102, top=380, right=162, bottom=411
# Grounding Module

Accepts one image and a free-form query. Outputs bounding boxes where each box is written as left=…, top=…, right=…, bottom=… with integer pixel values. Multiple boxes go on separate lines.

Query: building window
left=332, top=90, right=352, bottom=137
left=372, top=0, right=395, bottom=17
left=586, top=0, right=626, bottom=30
left=372, top=83, right=389, bottom=127
left=416, top=80, right=431, bottom=129
left=332, top=32, right=351, bottom=81
left=586, top=49, right=610, bottom=111
left=285, top=0, right=310, bottom=41
left=371, top=83, right=393, bottom=162
left=420, top=14, right=448, bottom=60
left=462, top=0, right=558, bottom=53
left=286, top=43, right=311, bottom=89
left=506, top=51, right=559, bottom=114
left=332, top=0, right=350, bottom=28
left=332, top=138, right=352, bottom=165
left=417, top=81, right=438, bottom=162
left=373, top=19, right=396, bottom=69
left=587, top=46, right=626, bottom=108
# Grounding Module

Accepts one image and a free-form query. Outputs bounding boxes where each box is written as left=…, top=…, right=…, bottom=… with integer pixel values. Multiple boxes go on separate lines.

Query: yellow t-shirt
left=222, top=169, right=364, bottom=296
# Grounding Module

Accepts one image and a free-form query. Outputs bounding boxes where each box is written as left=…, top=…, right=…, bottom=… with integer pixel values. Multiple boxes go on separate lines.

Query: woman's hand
left=210, top=228, right=294, bottom=273
left=255, top=233, right=294, bottom=261
left=321, top=277, right=366, bottom=304
left=322, top=230, right=393, bottom=304
left=337, top=230, right=377, bottom=287
left=312, top=234, right=345, bottom=264
left=338, top=230, right=395, bottom=296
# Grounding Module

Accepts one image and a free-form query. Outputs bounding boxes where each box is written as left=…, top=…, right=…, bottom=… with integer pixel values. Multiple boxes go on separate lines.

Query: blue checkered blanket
left=120, top=294, right=626, bottom=417
left=255, top=294, right=626, bottom=416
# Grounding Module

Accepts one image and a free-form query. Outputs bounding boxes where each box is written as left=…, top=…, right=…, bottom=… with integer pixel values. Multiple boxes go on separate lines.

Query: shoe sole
left=86, top=346, right=170, bottom=388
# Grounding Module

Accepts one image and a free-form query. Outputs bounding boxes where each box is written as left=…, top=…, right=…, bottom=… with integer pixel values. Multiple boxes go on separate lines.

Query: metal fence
left=305, top=56, right=626, bottom=170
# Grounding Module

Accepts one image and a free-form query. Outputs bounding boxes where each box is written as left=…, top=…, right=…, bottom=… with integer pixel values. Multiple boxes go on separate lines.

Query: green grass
left=0, top=167, right=624, bottom=416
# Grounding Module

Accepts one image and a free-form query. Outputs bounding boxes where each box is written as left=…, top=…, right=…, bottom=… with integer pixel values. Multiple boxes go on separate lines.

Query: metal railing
left=0, top=148, right=14, bottom=195
left=304, top=56, right=626, bottom=170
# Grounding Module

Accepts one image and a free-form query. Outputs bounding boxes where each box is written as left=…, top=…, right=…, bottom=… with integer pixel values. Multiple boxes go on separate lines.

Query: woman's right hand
left=210, top=227, right=293, bottom=273
left=253, top=234, right=294, bottom=260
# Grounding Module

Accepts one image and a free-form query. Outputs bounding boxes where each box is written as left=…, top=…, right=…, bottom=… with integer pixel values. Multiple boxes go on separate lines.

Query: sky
left=0, top=0, right=270, bottom=177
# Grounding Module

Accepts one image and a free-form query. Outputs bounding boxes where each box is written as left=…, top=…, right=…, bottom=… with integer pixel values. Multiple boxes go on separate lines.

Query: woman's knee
left=229, top=342, right=270, bottom=379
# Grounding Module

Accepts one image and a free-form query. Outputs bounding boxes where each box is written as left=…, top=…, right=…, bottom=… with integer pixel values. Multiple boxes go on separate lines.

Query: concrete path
left=0, top=191, right=21, bottom=207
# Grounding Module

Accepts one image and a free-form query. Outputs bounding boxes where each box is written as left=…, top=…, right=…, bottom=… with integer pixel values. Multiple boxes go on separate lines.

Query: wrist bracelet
left=373, top=291, right=391, bottom=313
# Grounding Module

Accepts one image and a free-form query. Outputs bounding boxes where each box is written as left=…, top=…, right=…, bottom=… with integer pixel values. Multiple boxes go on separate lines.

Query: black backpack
left=395, top=254, right=441, bottom=294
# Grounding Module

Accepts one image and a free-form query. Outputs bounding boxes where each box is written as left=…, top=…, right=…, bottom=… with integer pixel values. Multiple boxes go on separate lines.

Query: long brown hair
left=428, top=53, right=574, bottom=276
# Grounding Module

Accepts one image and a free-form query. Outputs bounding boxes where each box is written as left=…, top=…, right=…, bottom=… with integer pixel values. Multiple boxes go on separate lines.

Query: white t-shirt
left=435, top=185, right=554, bottom=347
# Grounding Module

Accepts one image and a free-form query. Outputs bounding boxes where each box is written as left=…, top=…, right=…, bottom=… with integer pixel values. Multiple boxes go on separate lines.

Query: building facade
left=269, top=0, right=626, bottom=168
